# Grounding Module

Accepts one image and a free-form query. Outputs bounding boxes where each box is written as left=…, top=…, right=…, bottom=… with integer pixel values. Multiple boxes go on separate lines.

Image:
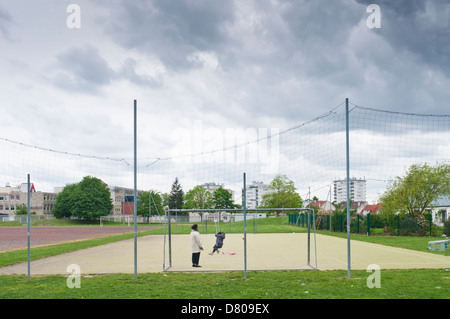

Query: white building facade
left=0, top=184, right=56, bottom=216
left=333, top=178, right=366, bottom=203
left=201, top=182, right=235, bottom=201
left=245, top=181, right=270, bottom=209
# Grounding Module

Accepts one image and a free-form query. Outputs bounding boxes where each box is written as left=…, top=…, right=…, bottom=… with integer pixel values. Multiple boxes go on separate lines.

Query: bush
left=330, top=213, right=344, bottom=232
left=370, top=214, right=385, bottom=228
left=443, top=219, right=450, bottom=236
left=350, top=215, right=366, bottom=234
left=400, top=217, right=420, bottom=236
left=416, top=214, right=431, bottom=236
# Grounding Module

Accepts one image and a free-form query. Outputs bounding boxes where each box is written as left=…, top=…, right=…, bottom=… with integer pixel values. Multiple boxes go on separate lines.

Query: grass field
left=0, top=217, right=449, bottom=300
left=0, top=269, right=448, bottom=299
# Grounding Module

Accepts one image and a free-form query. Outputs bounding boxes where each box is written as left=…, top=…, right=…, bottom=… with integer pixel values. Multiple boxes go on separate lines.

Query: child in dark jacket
left=209, top=232, right=225, bottom=255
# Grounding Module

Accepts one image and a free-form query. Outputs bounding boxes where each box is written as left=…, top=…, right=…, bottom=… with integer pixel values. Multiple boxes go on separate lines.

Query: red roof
left=362, top=203, right=382, bottom=213
left=309, top=201, right=328, bottom=207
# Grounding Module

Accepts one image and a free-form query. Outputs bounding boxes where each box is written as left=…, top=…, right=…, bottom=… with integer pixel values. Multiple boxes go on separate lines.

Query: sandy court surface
left=166, top=233, right=450, bottom=272
left=0, top=233, right=449, bottom=275
left=166, top=233, right=312, bottom=272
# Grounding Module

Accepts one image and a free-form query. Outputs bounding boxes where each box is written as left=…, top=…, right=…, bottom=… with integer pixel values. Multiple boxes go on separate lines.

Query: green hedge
left=288, top=212, right=443, bottom=237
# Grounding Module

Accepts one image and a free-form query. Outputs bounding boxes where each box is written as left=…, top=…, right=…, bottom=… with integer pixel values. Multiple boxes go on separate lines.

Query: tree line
left=51, top=174, right=305, bottom=220
left=51, top=162, right=449, bottom=221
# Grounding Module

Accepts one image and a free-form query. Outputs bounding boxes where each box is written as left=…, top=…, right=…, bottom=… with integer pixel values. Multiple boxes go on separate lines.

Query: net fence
left=1, top=100, right=449, bottom=215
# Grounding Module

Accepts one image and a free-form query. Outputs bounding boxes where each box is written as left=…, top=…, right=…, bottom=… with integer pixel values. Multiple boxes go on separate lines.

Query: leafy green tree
left=168, top=177, right=184, bottom=209
left=53, top=176, right=113, bottom=220
left=161, top=192, right=170, bottom=208
left=380, top=162, right=450, bottom=216
left=15, top=204, right=35, bottom=215
left=53, top=183, right=78, bottom=218
left=260, top=174, right=303, bottom=211
left=183, top=186, right=213, bottom=209
left=213, top=186, right=236, bottom=209
left=138, top=190, right=163, bottom=217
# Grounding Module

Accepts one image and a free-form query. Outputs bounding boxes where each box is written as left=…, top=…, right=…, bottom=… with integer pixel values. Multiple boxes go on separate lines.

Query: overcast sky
left=1, top=0, right=449, bottom=202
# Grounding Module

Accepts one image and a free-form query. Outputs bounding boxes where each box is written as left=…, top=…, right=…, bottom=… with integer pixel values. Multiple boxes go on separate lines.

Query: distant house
left=361, top=203, right=382, bottom=216
left=304, top=200, right=335, bottom=214
left=430, top=196, right=450, bottom=226
left=335, top=201, right=367, bottom=215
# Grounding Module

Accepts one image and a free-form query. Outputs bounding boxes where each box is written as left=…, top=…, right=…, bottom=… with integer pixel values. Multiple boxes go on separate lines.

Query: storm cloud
left=356, top=0, right=450, bottom=74
left=1, top=0, right=449, bottom=200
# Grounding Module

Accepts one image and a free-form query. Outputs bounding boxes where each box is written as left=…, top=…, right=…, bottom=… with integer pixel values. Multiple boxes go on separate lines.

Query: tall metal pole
left=307, top=188, right=310, bottom=266
left=345, top=98, right=351, bottom=279
left=163, top=208, right=167, bottom=271
left=133, top=99, right=138, bottom=280
left=243, top=172, right=247, bottom=280
left=122, top=190, right=125, bottom=234
left=149, top=191, right=151, bottom=230
left=306, top=210, right=310, bottom=266
left=329, top=185, right=332, bottom=231
left=168, top=210, right=172, bottom=268
left=27, top=174, right=31, bottom=281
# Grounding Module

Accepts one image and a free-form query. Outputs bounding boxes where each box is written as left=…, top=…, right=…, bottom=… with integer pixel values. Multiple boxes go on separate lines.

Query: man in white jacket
left=190, top=224, right=204, bottom=267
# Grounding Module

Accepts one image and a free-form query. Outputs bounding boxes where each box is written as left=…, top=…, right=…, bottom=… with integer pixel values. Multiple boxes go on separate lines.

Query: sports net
left=1, top=100, right=449, bottom=272
left=1, top=101, right=449, bottom=215
left=163, top=207, right=317, bottom=272
left=137, top=102, right=450, bottom=204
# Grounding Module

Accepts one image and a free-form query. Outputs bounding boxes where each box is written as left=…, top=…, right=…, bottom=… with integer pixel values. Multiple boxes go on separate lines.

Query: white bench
left=428, top=239, right=449, bottom=251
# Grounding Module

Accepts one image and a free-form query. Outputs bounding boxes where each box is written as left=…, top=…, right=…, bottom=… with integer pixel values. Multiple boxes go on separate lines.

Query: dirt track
left=0, top=226, right=151, bottom=252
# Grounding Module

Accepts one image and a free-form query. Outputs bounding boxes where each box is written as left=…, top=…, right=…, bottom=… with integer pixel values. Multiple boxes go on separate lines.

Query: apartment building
left=108, top=185, right=144, bottom=216
left=201, top=182, right=235, bottom=201
left=333, top=178, right=366, bottom=203
left=244, top=181, right=270, bottom=209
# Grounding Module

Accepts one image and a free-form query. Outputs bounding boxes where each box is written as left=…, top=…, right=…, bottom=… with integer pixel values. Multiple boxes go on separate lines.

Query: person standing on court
left=190, top=224, right=204, bottom=267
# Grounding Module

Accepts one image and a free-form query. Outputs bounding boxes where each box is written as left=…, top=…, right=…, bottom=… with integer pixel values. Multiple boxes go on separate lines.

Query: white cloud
left=0, top=0, right=449, bottom=201
left=187, top=51, right=220, bottom=70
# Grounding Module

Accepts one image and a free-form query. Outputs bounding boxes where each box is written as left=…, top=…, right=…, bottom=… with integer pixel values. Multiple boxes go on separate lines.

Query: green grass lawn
left=316, top=231, right=450, bottom=256
left=0, top=269, right=448, bottom=299
left=1, top=217, right=449, bottom=300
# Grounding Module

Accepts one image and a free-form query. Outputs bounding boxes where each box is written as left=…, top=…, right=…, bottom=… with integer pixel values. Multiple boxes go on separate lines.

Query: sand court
left=0, top=233, right=448, bottom=275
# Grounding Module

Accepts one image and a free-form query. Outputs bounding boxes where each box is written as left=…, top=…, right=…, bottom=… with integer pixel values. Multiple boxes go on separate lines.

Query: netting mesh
left=348, top=104, right=450, bottom=201
left=1, top=101, right=449, bottom=205
left=0, top=137, right=131, bottom=192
